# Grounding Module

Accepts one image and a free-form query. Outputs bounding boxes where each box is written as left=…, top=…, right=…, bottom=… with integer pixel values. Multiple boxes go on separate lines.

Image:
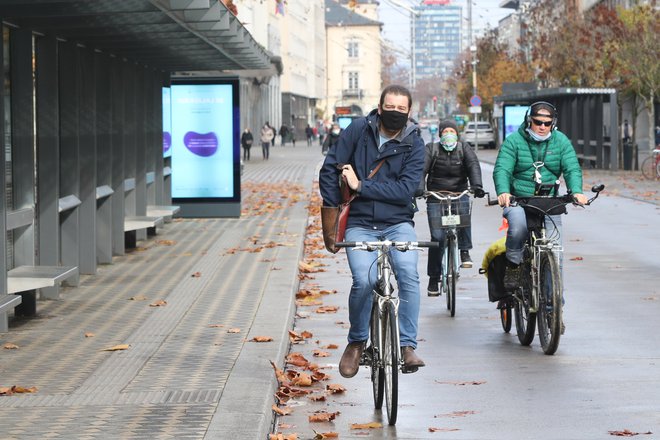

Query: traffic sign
left=469, top=95, right=482, bottom=106
left=469, top=106, right=482, bottom=114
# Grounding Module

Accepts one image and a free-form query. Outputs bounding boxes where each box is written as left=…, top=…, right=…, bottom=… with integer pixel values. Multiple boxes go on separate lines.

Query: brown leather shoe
left=402, top=346, right=425, bottom=373
left=339, top=341, right=365, bottom=378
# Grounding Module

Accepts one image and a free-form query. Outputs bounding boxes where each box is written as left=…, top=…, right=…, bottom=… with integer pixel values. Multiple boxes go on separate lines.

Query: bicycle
left=641, top=148, right=660, bottom=179
left=336, top=240, right=436, bottom=426
left=488, top=182, right=604, bottom=355
left=424, top=189, right=473, bottom=317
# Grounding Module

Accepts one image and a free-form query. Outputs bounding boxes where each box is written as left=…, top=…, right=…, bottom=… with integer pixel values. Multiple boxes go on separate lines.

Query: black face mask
left=380, top=109, right=408, bottom=132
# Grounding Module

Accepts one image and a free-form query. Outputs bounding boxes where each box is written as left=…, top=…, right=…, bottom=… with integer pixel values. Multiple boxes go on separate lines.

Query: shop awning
left=0, top=0, right=272, bottom=72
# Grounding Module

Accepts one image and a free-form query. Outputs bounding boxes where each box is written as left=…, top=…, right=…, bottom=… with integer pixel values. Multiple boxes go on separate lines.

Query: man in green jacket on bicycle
left=493, top=101, right=588, bottom=290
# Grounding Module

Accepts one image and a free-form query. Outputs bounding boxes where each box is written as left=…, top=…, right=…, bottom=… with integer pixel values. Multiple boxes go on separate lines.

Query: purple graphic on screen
left=163, top=132, right=172, bottom=153
left=183, top=131, right=219, bottom=157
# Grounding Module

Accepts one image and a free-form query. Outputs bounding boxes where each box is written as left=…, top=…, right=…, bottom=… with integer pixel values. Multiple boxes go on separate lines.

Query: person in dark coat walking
left=241, top=128, right=254, bottom=161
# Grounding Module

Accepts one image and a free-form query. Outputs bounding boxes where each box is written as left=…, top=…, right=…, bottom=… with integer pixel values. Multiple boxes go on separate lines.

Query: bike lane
left=272, top=160, right=660, bottom=439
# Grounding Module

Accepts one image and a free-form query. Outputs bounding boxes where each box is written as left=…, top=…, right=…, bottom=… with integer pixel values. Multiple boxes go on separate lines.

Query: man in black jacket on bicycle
left=319, top=85, right=426, bottom=378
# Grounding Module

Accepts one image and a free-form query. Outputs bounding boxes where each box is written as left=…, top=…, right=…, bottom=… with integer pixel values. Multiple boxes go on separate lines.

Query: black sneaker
left=460, top=250, right=473, bottom=268
left=427, top=277, right=440, bottom=296
left=503, top=263, right=521, bottom=291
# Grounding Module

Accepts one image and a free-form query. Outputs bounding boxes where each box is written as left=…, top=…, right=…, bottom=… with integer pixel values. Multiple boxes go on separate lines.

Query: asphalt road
left=273, top=158, right=660, bottom=439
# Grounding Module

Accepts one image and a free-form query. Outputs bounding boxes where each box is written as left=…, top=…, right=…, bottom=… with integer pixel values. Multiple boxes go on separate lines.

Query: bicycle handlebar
left=485, top=184, right=605, bottom=208
left=336, top=240, right=439, bottom=251
left=424, top=189, right=472, bottom=201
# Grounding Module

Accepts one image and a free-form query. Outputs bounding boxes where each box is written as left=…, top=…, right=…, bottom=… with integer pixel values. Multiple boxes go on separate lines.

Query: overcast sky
left=378, top=0, right=514, bottom=60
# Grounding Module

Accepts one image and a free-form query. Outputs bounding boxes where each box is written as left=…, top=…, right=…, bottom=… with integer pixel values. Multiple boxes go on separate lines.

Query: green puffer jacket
left=493, top=123, right=583, bottom=197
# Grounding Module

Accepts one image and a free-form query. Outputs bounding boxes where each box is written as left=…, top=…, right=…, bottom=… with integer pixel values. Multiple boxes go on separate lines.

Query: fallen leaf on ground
left=149, top=299, right=167, bottom=307
left=156, top=240, right=176, bottom=246
left=435, top=380, right=486, bottom=386
left=429, top=427, right=460, bottom=432
left=350, top=422, right=382, bottom=430
left=286, top=353, right=310, bottom=368
left=0, top=385, right=38, bottom=395
left=250, top=336, right=274, bottom=342
left=3, top=343, right=19, bottom=349
left=313, top=350, right=330, bottom=357
left=227, top=328, right=241, bottom=333
left=84, top=332, right=95, bottom=338
left=313, top=431, right=339, bottom=439
left=323, top=343, right=339, bottom=349
left=191, top=272, right=202, bottom=277
left=435, top=410, right=478, bottom=418
left=309, top=393, right=327, bottom=401
left=208, top=324, right=225, bottom=328
left=608, top=430, right=653, bottom=437
left=570, top=256, right=584, bottom=261
left=101, top=344, right=130, bottom=351
left=315, top=306, right=339, bottom=314
left=291, top=372, right=313, bottom=387
left=309, top=411, right=340, bottom=423
left=272, top=404, right=293, bottom=416
left=269, top=433, right=298, bottom=440
left=129, top=294, right=148, bottom=301
left=326, top=384, right=346, bottom=394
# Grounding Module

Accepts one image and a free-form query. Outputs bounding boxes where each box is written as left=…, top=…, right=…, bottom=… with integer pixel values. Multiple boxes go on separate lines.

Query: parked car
left=461, top=121, right=496, bottom=149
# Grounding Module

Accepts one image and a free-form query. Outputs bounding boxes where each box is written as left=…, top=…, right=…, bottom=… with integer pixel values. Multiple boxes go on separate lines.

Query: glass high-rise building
left=412, top=0, right=462, bottom=83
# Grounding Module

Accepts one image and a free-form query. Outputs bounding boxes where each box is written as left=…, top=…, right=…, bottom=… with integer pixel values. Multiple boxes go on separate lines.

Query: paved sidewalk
left=0, top=143, right=325, bottom=439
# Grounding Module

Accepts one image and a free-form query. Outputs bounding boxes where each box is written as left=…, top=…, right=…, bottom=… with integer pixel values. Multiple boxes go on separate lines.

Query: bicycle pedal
left=401, top=365, right=419, bottom=374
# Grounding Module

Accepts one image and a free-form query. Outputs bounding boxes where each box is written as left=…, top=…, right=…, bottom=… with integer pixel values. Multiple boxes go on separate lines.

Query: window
left=347, top=41, right=359, bottom=58
left=348, top=72, right=359, bottom=90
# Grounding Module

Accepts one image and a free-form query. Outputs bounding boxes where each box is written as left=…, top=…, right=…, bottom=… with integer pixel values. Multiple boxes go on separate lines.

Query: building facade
left=412, top=0, right=462, bottom=84
left=324, top=0, right=383, bottom=119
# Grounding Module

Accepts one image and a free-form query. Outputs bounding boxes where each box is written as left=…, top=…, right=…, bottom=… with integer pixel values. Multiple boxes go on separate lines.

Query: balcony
left=342, top=88, right=363, bottom=99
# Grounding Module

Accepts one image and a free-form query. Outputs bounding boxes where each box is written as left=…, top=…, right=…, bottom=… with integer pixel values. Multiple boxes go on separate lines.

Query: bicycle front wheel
left=383, top=303, right=399, bottom=425
left=370, top=302, right=384, bottom=409
left=537, top=252, right=563, bottom=355
left=514, top=259, right=536, bottom=346
left=641, top=156, right=655, bottom=179
left=447, top=239, right=457, bottom=317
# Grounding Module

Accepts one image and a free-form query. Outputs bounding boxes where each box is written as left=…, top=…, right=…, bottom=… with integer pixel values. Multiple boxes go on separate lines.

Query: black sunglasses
left=531, top=118, right=553, bottom=127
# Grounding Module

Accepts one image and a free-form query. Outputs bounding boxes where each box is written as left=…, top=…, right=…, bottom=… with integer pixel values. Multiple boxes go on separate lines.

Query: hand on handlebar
left=573, top=193, right=588, bottom=205
left=473, top=187, right=485, bottom=198
left=498, top=193, right=512, bottom=207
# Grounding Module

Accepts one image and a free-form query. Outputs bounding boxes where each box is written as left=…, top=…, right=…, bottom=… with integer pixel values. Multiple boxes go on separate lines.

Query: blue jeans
left=344, top=222, right=421, bottom=348
left=426, top=197, right=472, bottom=278
left=503, top=206, right=562, bottom=265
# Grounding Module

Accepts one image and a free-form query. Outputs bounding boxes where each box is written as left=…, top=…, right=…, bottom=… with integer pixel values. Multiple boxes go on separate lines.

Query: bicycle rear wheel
left=370, top=301, right=384, bottom=409
left=537, top=252, right=562, bottom=355
left=383, top=303, right=399, bottom=425
left=514, top=258, right=536, bottom=346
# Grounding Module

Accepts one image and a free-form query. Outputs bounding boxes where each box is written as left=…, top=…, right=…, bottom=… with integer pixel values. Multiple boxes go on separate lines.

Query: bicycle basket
left=428, top=198, right=472, bottom=229
left=518, top=198, right=567, bottom=230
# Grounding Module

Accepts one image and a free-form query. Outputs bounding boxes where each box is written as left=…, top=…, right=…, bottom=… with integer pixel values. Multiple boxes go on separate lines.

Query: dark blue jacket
left=319, top=109, right=425, bottom=230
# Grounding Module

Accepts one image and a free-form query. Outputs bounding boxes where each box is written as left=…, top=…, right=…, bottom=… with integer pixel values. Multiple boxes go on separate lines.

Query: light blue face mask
left=440, top=133, right=458, bottom=151
left=526, top=127, right=551, bottom=142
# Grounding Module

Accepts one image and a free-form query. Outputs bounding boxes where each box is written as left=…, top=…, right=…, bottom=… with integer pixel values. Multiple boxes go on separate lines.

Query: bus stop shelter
left=495, top=88, right=619, bottom=170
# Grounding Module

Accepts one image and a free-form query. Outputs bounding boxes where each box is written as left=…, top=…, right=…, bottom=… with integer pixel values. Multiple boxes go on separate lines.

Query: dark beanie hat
left=438, top=119, right=459, bottom=134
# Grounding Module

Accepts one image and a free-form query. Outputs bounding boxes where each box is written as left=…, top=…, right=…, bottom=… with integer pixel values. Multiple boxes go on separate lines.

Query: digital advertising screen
left=169, top=79, right=240, bottom=205
left=503, top=105, right=528, bottom=139
left=162, top=87, right=172, bottom=158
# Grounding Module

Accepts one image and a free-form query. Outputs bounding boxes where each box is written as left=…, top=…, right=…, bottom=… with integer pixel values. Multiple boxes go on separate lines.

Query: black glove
left=473, top=187, right=485, bottom=198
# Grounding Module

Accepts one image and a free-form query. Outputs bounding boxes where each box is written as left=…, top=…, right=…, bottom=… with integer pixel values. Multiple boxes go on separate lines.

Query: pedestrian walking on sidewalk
left=241, top=127, right=253, bottom=161
left=305, top=124, right=314, bottom=146
left=319, top=84, right=426, bottom=378
left=279, top=124, right=289, bottom=146
left=322, top=123, right=341, bottom=155
left=416, top=119, right=485, bottom=296
left=261, top=122, right=274, bottom=160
